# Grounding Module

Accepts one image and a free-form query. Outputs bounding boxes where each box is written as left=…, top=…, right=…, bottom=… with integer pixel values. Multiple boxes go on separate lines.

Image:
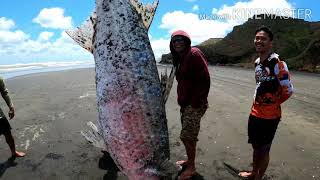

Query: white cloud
left=0, top=30, right=29, bottom=43
left=53, top=31, right=77, bottom=48
left=38, top=31, right=92, bottom=60
left=20, top=39, right=51, bottom=53
left=0, top=17, right=15, bottom=30
left=192, top=5, right=199, bottom=12
left=149, top=34, right=171, bottom=61
left=38, top=31, right=54, bottom=42
left=159, top=11, right=234, bottom=44
left=0, top=25, right=92, bottom=63
left=33, top=8, right=73, bottom=29
left=150, top=38, right=171, bottom=61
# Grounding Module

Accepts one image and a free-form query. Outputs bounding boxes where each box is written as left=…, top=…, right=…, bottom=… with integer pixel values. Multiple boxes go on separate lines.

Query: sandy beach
left=0, top=66, right=319, bottom=180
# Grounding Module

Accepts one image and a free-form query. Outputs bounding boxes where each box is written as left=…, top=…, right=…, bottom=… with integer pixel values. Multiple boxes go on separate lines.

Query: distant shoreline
left=4, top=63, right=319, bottom=80
left=3, top=64, right=94, bottom=80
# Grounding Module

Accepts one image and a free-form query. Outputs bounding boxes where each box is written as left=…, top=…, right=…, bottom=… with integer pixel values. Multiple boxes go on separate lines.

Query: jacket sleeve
left=274, top=61, right=293, bottom=104
left=0, top=78, right=13, bottom=108
left=190, top=51, right=210, bottom=108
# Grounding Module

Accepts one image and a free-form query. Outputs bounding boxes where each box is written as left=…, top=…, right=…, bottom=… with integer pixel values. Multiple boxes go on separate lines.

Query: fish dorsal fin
left=129, top=0, right=159, bottom=30
left=65, top=12, right=96, bottom=53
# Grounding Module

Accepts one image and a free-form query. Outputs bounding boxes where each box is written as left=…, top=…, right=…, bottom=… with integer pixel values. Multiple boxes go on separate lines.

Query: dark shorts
left=0, top=116, right=11, bottom=136
left=248, top=115, right=280, bottom=147
left=180, top=105, right=207, bottom=142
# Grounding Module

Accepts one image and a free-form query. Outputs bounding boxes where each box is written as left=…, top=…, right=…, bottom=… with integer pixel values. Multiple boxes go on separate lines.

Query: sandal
left=15, top=151, right=26, bottom=157
left=238, top=171, right=255, bottom=180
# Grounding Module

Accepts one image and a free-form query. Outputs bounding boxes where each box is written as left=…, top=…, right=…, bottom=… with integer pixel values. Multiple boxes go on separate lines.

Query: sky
left=0, top=0, right=319, bottom=65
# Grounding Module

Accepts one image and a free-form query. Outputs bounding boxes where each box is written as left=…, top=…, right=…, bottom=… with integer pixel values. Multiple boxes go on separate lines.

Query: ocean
left=0, top=61, right=95, bottom=79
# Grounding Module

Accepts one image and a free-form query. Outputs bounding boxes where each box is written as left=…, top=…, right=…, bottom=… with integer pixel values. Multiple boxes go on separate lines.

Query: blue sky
left=0, top=0, right=319, bottom=65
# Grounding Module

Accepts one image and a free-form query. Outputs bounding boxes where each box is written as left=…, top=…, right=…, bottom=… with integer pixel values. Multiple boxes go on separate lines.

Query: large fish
left=67, top=0, right=176, bottom=179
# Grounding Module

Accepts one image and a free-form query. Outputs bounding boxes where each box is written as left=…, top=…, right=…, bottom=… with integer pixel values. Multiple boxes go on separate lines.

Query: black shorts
left=248, top=115, right=280, bottom=146
left=0, top=116, right=11, bottom=135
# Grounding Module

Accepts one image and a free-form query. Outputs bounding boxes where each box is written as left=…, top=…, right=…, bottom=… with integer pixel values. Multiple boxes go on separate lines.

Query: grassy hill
left=160, top=14, right=320, bottom=72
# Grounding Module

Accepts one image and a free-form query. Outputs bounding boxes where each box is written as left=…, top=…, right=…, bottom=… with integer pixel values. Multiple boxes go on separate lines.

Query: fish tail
left=129, top=0, right=159, bottom=30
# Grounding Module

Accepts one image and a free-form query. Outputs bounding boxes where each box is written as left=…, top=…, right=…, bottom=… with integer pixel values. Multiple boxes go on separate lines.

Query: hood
left=170, top=30, right=191, bottom=47
left=169, top=30, right=192, bottom=67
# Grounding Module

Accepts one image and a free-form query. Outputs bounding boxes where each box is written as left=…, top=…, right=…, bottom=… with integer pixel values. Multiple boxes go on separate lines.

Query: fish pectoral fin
left=86, top=121, right=102, bottom=136
left=65, top=11, right=96, bottom=53
left=80, top=121, right=106, bottom=150
left=160, top=66, right=176, bottom=103
left=129, top=0, right=159, bottom=30
left=157, top=159, right=181, bottom=178
left=160, top=71, right=168, bottom=98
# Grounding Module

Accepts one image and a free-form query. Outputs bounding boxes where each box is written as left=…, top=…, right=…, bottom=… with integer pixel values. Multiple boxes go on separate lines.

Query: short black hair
left=255, top=26, right=273, bottom=41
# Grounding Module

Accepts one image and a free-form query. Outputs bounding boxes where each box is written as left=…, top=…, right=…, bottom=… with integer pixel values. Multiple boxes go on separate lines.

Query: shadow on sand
left=176, top=164, right=205, bottom=180
left=0, top=158, right=17, bottom=178
left=98, top=151, right=120, bottom=180
left=98, top=151, right=205, bottom=180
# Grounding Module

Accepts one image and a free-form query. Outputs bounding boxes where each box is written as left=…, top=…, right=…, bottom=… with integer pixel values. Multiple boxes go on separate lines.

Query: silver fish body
left=93, top=0, right=170, bottom=179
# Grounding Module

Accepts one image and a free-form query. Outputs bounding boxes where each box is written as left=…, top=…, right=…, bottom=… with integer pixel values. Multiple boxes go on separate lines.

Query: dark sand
left=0, top=66, right=319, bottom=180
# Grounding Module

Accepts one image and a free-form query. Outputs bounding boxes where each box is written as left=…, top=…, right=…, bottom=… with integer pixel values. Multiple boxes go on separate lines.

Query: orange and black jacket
left=251, top=53, right=293, bottom=120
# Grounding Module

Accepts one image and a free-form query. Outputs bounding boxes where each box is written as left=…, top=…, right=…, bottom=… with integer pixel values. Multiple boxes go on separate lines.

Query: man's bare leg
left=239, top=143, right=272, bottom=179
left=254, top=152, right=270, bottom=180
left=240, top=144, right=271, bottom=180
left=238, top=148, right=257, bottom=179
left=179, top=139, right=197, bottom=179
left=5, top=132, right=25, bottom=158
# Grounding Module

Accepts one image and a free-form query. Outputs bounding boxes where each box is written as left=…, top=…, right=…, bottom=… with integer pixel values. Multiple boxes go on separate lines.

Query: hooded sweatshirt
left=170, top=30, right=210, bottom=108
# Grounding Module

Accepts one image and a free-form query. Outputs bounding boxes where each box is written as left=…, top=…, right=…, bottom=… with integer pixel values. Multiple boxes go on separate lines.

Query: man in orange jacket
left=239, top=26, right=293, bottom=180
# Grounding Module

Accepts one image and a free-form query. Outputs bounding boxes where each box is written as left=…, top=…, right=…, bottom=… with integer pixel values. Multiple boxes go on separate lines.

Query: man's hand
left=8, top=107, right=15, bottom=119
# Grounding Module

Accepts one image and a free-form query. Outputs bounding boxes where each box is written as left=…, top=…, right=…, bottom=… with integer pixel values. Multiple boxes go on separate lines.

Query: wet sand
left=0, top=66, right=319, bottom=180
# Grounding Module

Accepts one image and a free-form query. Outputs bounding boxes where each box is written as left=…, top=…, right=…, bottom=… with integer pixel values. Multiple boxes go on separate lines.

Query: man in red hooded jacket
left=170, top=30, right=210, bottom=179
